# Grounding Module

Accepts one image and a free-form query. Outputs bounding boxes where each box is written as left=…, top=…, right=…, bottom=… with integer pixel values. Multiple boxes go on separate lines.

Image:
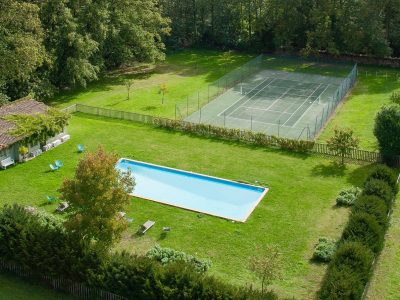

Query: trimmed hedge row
left=0, top=204, right=277, bottom=300
left=319, top=165, right=398, bottom=299
left=153, top=118, right=315, bottom=152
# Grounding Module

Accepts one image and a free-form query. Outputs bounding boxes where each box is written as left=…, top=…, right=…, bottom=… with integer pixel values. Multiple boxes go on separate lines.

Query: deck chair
left=55, top=160, right=63, bottom=168
left=138, top=220, right=155, bottom=234
left=56, top=201, right=69, bottom=213
left=47, top=196, right=57, bottom=204
left=49, top=164, right=59, bottom=171
left=77, top=144, right=85, bottom=153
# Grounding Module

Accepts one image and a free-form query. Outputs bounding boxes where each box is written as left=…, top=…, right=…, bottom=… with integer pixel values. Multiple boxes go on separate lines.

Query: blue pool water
left=116, top=159, right=268, bottom=222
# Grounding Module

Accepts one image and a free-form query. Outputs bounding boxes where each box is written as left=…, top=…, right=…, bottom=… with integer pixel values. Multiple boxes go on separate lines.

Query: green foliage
left=0, top=204, right=100, bottom=281
left=313, top=237, right=337, bottom=262
left=353, top=195, right=389, bottom=229
left=366, top=165, right=399, bottom=194
left=6, top=108, right=70, bottom=145
left=59, top=147, right=135, bottom=253
left=390, top=91, right=400, bottom=104
left=336, top=187, right=362, bottom=206
left=374, top=104, right=400, bottom=162
left=363, top=178, right=394, bottom=209
left=146, top=245, right=212, bottom=273
left=327, top=127, right=359, bottom=165
left=342, top=212, right=385, bottom=254
left=18, top=146, right=29, bottom=158
left=319, top=242, right=373, bottom=300
left=153, top=118, right=315, bottom=152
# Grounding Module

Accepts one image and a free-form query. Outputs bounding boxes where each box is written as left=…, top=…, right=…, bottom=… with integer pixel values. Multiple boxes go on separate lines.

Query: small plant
left=18, top=145, right=29, bottom=160
left=159, top=83, right=168, bottom=104
left=125, top=79, right=134, bottom=100
left=336, top=187, right=362, bottom=206
left=146, top=244, right=211, bottom=273
left=390, top=91, right=400, bottom=105
left=313, top=237, right=337, bottom=262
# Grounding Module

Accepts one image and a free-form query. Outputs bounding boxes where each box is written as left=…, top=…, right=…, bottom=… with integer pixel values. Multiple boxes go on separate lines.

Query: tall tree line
left=0, top=0, right=170, bottom=102
left=161, top=0, right=400, bottom=58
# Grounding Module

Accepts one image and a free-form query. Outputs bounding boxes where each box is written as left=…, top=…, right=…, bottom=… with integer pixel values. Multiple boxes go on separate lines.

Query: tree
left=159, top=83, right=168, bottom=104
left=249, top=245, right=282, bottom=295
left=327, top=127, right=359, bottom=165
left=125, top=79, right=134, bottom=100
left=374, top=104, right=400, bottom=164
left=59, top=147, right=135, bottom=254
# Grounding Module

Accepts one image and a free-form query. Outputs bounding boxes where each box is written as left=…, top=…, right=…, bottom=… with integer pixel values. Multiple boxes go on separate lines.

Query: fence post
left=224, top=112, right=226, bottom=127
left=198, top=92, right=200, bottom=109
left=278, top=120, right=281, bottom=137
left=199, top=108, right=202, bottom=123
left=251, top=115, right=253, bottom=131
left=175, top=104, right=177, bottom=120
left=186, top=96, right=189, bottom=117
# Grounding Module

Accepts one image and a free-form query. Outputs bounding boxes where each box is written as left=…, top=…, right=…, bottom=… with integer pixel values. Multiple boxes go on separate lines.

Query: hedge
left=353, top=195, right=389, bottom=229
left=319, top=242, right=373, bottom=300
left=153, top=118, right=315, bottom=152
left=0, top=204, right=277, bottom=300
left=319, top=164, right=399, bottom=299
left=363, top=178, right=394, bottom=209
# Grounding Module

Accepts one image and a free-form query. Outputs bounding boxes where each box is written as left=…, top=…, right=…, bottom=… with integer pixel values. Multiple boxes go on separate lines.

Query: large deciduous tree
left=59, top=147, right=135, bottom=254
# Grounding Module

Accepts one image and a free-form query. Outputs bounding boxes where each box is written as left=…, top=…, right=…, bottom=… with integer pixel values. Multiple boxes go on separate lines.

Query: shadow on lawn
left=311, top=161, right=347, bottom=178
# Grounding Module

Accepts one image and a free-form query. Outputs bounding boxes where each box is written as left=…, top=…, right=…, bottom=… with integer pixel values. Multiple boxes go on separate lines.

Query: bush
left=319, top=242, right=373, bottom=300
left=366, top=165, right=399, bottom=195
left=390, top=91, right=400, bottom=105
left=374, top=104, right=400, bottom=163
left=313, top=237, right=337, bottom=262
left=363, top=178, right=394, bottom=209
left=353, top=195, right=389, bottom=228
left=146, top=245, right=212, bottom=273
left=342, top=212, right=385, bottom=253
left=336, top=187, right=362, bottom=206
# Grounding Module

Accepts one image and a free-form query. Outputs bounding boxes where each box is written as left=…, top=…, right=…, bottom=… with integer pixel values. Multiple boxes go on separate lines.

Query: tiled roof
left=0, top=98, right=49, bottom=150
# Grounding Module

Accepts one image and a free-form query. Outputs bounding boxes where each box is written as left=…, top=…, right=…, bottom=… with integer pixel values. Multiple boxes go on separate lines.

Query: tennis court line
left=219, top=78, right=276, bottom=117
left=292, top=83, right=330, bottom=127
left=240, top=106, right=292, bottom=115
left=224, top=114, right=293, bottom=128
left=282, top=83, right=323, bottom=127
left=217, top=78, right=272, bottom=117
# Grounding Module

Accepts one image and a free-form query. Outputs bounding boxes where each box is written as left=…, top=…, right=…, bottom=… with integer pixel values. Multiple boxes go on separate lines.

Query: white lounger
left=0, top=157, right=15, bottom=169
left=139, top=220, right=155, bottom=234
left=61, top=134, right=71, bottom=142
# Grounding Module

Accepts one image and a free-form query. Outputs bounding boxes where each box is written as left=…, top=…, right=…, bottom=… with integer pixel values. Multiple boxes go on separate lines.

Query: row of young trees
left=161, top=0, right=400, bottom=58
left=0, top=0, right=170, bottom=102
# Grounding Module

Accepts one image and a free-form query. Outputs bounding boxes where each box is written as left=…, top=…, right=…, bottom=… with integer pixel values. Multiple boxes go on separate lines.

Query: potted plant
left=18, top=145, right=29, bottom=162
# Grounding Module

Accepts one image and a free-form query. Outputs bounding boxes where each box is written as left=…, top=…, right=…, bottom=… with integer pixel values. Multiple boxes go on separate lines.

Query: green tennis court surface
left=185, top=69, right=347, bottom=140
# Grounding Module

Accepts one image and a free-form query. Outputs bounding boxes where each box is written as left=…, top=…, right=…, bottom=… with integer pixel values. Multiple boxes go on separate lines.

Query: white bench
left=0, top=157, right=15, bottom=169
left=61, top=134, right=70, bottom=142
left=52, top=139, right=62, bottom=147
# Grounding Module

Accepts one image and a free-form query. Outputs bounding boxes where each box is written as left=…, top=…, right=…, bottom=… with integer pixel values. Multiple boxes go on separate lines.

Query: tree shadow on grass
left=311, top=161, right=347, bottom=178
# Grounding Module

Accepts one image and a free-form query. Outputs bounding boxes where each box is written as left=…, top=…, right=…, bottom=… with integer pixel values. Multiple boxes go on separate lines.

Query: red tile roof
left=0, top=98, right=49, bottom=150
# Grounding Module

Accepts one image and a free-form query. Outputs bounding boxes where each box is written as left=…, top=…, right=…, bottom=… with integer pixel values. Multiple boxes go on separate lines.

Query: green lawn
left=50, top=49, right=255, bottom=117
left=0, top=272, right=74, bottom=300
left=0, top=113, right=375, bottom=299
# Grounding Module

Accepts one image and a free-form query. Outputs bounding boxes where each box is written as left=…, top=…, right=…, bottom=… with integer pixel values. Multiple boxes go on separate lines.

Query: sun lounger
left=77, top=144, right=85, bottom=153
left=47, top=196, right=57, bottom=204
left=0, top=157, right=15, bottom=170
left=139, top=220, right=155, bottom=234
left=50, top=164, right=59, bottom=171
left=55, top=160, right=63, bottom=168
left=52, top=139, right=62, bottom=147
left=60, top=134, right=70, bottom=142
left=56, top=201, right=69, bottom=213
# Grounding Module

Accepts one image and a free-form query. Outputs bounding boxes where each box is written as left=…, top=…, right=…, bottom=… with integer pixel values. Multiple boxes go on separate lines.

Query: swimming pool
left=116, top=158, right=268, bottom=222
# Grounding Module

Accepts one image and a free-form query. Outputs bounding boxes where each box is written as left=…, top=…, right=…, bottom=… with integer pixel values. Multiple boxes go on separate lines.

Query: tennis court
left=184, top=68, right=352, bottom=140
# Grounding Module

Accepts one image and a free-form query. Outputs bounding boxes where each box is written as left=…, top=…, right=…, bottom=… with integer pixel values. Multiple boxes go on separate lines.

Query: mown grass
left=0, top=114, right=373, bottom=299
left=50, top=49, right=255, bottom=117
left=0, top=272, right=74, bottom=300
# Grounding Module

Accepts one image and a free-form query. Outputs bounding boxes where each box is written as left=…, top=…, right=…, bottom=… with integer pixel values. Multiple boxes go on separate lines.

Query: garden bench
left=0, top=157, right=15, bottom=169
left=139, top=220, right=155, bottom=234
left=56, top=201, right=69, bottom=213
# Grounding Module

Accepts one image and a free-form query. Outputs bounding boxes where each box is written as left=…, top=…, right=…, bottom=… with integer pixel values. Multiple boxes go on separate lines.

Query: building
left=0, top=98, right=69, bottom=164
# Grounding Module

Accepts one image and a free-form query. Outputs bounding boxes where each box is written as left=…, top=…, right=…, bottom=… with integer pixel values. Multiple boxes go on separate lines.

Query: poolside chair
left=55, top=160, right=63, bottom=168
left=163, top=227, right=171, bottom=232
left=77, top=144, right=85, bottom=153
left=49, top=164, right=59, bottom=171
left=138, top=220, right=155, bottom=235
left=47, top=195, right=58, bottom=204
left=56, top=201, right=69, bottom=213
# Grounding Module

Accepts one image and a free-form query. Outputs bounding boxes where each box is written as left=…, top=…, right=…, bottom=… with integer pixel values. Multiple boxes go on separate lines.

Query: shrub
left=342, top=212, right=385, bottom=253
left=313, top=237, right=337, bottom=262
left=363, top=178, right=394, bottom=209
left=336, top=187, right=362, bottom=206
left=353, top=195, right=389, bottom=228
left=146, top=245, right=212, bottom=273
left=366, top=165, right=399, bottom=195
left=374, top=104, right=400, bottom=164
left=390, top=91, right=400, bottom=105
left=319, top=242, right=373, bottom=300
